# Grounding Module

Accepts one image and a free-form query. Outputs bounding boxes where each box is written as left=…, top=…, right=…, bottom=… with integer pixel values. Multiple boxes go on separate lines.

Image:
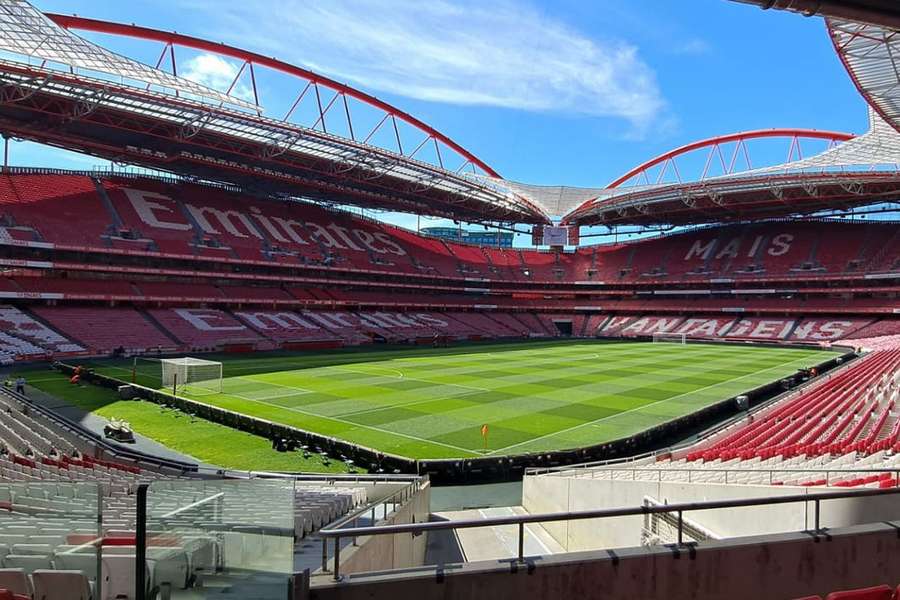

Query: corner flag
left=481, top=424, right=489, bottom=449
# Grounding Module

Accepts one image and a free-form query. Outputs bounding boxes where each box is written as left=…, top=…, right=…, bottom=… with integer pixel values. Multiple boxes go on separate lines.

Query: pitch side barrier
left=56, top=346, right=855, bottom=485
left=527, top=347, right=864, bottom=476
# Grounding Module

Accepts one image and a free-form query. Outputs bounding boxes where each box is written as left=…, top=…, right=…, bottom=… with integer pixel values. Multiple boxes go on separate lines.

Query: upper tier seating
left=621, top=221, right=874, bottom=279
left=101, top=178, right=428, bottom=275
left=2, top=174, right=896, bottom=284
left=0, top=175, right=109, bottom=248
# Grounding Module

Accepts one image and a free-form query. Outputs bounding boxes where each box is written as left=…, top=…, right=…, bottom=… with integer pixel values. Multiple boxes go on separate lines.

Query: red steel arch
left=607, top=128, right=855, bottom=189
left=47, top=13, right=501, bottom=179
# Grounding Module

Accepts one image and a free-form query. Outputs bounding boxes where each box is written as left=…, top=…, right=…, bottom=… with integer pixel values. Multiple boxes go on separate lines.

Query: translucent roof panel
left=0, top=0, right=256, bottom=110
left=829, top=18, right=900, bottom=136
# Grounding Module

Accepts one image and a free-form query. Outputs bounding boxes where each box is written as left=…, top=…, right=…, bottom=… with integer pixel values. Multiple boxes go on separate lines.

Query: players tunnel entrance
left=552, top=320, right=573, bottom=336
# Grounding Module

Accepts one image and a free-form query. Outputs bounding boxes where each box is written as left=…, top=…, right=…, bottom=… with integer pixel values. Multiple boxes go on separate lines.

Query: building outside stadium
left=0, top=1, right=897, bottom=599
left=420, top=227, right=514, bottom=248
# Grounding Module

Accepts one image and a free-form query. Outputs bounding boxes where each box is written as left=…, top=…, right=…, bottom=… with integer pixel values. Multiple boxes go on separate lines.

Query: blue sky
left=10, top=0, right=873, bottom=242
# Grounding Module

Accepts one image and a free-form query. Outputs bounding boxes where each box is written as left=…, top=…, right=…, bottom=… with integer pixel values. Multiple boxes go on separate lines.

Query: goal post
left=134, top=356, right=223, bottom=395
left=162, top=357, right=223, bottom=395
left=132, top=356, right=163, bottom=388
left=652, top=332, right=687, bottom=344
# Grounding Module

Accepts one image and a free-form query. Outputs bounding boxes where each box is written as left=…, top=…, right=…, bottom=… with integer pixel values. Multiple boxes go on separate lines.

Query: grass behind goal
left=97, top=341, right=838, bottom=460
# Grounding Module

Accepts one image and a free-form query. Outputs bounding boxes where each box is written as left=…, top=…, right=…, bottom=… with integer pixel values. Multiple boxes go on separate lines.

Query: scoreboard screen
left=532, top=225, right=579, bottom=247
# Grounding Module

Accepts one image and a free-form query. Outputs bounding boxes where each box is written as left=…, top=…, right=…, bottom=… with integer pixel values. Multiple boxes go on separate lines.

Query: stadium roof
left=828, top=18, right=900, bottom=139
left=729, top=1, right=900, bottom=29
left=0, top=3, right=552, bottom=225
left=562, top=110, right=900, bottom=226
left=0, top=0, right=254, bottom=110
left=436, top=2, right=900, bottom=225
left=731, top=2, right=900, bottom=138
left=1, top=1, right=899, bottom=228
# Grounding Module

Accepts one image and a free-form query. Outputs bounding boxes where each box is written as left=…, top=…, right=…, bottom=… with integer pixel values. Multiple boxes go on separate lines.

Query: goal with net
left=134, top=357, right=223, bottom=395
left=652, top=332, right=687, bottom=344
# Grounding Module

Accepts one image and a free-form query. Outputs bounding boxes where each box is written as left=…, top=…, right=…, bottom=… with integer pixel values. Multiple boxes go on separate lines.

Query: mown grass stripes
left=88, top=341, right=837, bottom=460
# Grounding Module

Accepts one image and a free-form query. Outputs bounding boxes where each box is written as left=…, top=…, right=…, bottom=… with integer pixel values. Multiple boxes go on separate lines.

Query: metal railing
left=318, top=478, right=425, bottom=573
left=553, top=465, right=900, bottom=486
left=317, top=486, right=900, bottom=581
left=244, top=471, right=423, bottom=485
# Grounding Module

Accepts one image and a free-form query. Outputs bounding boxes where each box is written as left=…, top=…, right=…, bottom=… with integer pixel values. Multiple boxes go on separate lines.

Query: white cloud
left=673, top=38, right=712, bottom=56
left=181, top=53, right=255, bottom=103
left=191, top=0, right=666, bottom=134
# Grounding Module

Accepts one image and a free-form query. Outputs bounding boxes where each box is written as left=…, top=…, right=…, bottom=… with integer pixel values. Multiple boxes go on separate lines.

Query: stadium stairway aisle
left=432, top=507, right=564, bottom=562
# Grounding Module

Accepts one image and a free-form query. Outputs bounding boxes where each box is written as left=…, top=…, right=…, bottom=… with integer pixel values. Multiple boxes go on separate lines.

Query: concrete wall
left=325, top=482, right=431, bottom=576
left=523, top=475, right=900, bottom=550
left=307, top=520, right=900, bottom=600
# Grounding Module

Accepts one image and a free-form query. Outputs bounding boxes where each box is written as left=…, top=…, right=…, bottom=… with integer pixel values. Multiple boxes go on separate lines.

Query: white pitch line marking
left=224, top=394, right=481, bottom=457
left=231, top=376, right=315, bottom=395
left=485, top=354, right=820, bottom=456
left=335, top=388, right=486, bottom=418
left=333, top=366, right=489, bottom=392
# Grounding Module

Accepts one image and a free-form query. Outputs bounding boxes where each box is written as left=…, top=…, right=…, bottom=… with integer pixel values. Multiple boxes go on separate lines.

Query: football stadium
left=0, top=0, right=897, bottom=598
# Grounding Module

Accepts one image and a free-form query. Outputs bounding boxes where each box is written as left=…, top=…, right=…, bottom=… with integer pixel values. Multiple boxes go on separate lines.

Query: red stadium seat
left=686, top=350, right=900, bottom=461
left=0, top=173, right=898, bottom=363
left=824, top=585, right=893, bottom=600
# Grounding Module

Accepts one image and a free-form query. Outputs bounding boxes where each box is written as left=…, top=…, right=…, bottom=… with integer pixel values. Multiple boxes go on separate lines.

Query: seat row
left=795, top=583, right=900, bottom=600
left=3, top=174, right=899, bottom=283
left=687, top=350, right=900, bottom=462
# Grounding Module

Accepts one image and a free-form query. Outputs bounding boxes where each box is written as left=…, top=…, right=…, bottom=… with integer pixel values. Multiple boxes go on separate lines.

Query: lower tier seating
left=2, top=304, right=899, bottom=362
left=687, top=350, right=900, bottom=461
left=0, top=385, right=370, bottom=599
left=32, top=307, right=175, bottom=354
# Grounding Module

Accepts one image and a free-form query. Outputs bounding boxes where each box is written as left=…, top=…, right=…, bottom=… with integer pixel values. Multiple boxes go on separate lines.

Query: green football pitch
left=90, top=340, right=838, bottom=460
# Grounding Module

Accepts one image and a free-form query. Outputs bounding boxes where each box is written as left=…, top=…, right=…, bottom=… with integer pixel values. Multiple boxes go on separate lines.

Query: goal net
left=652, top=332, right=687, bottom=344
left=159, top=357, right=223, bottom=395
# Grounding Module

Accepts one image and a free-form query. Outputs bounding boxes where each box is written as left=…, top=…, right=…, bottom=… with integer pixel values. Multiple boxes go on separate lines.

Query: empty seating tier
left=687, top=350, right=900, bottom=462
